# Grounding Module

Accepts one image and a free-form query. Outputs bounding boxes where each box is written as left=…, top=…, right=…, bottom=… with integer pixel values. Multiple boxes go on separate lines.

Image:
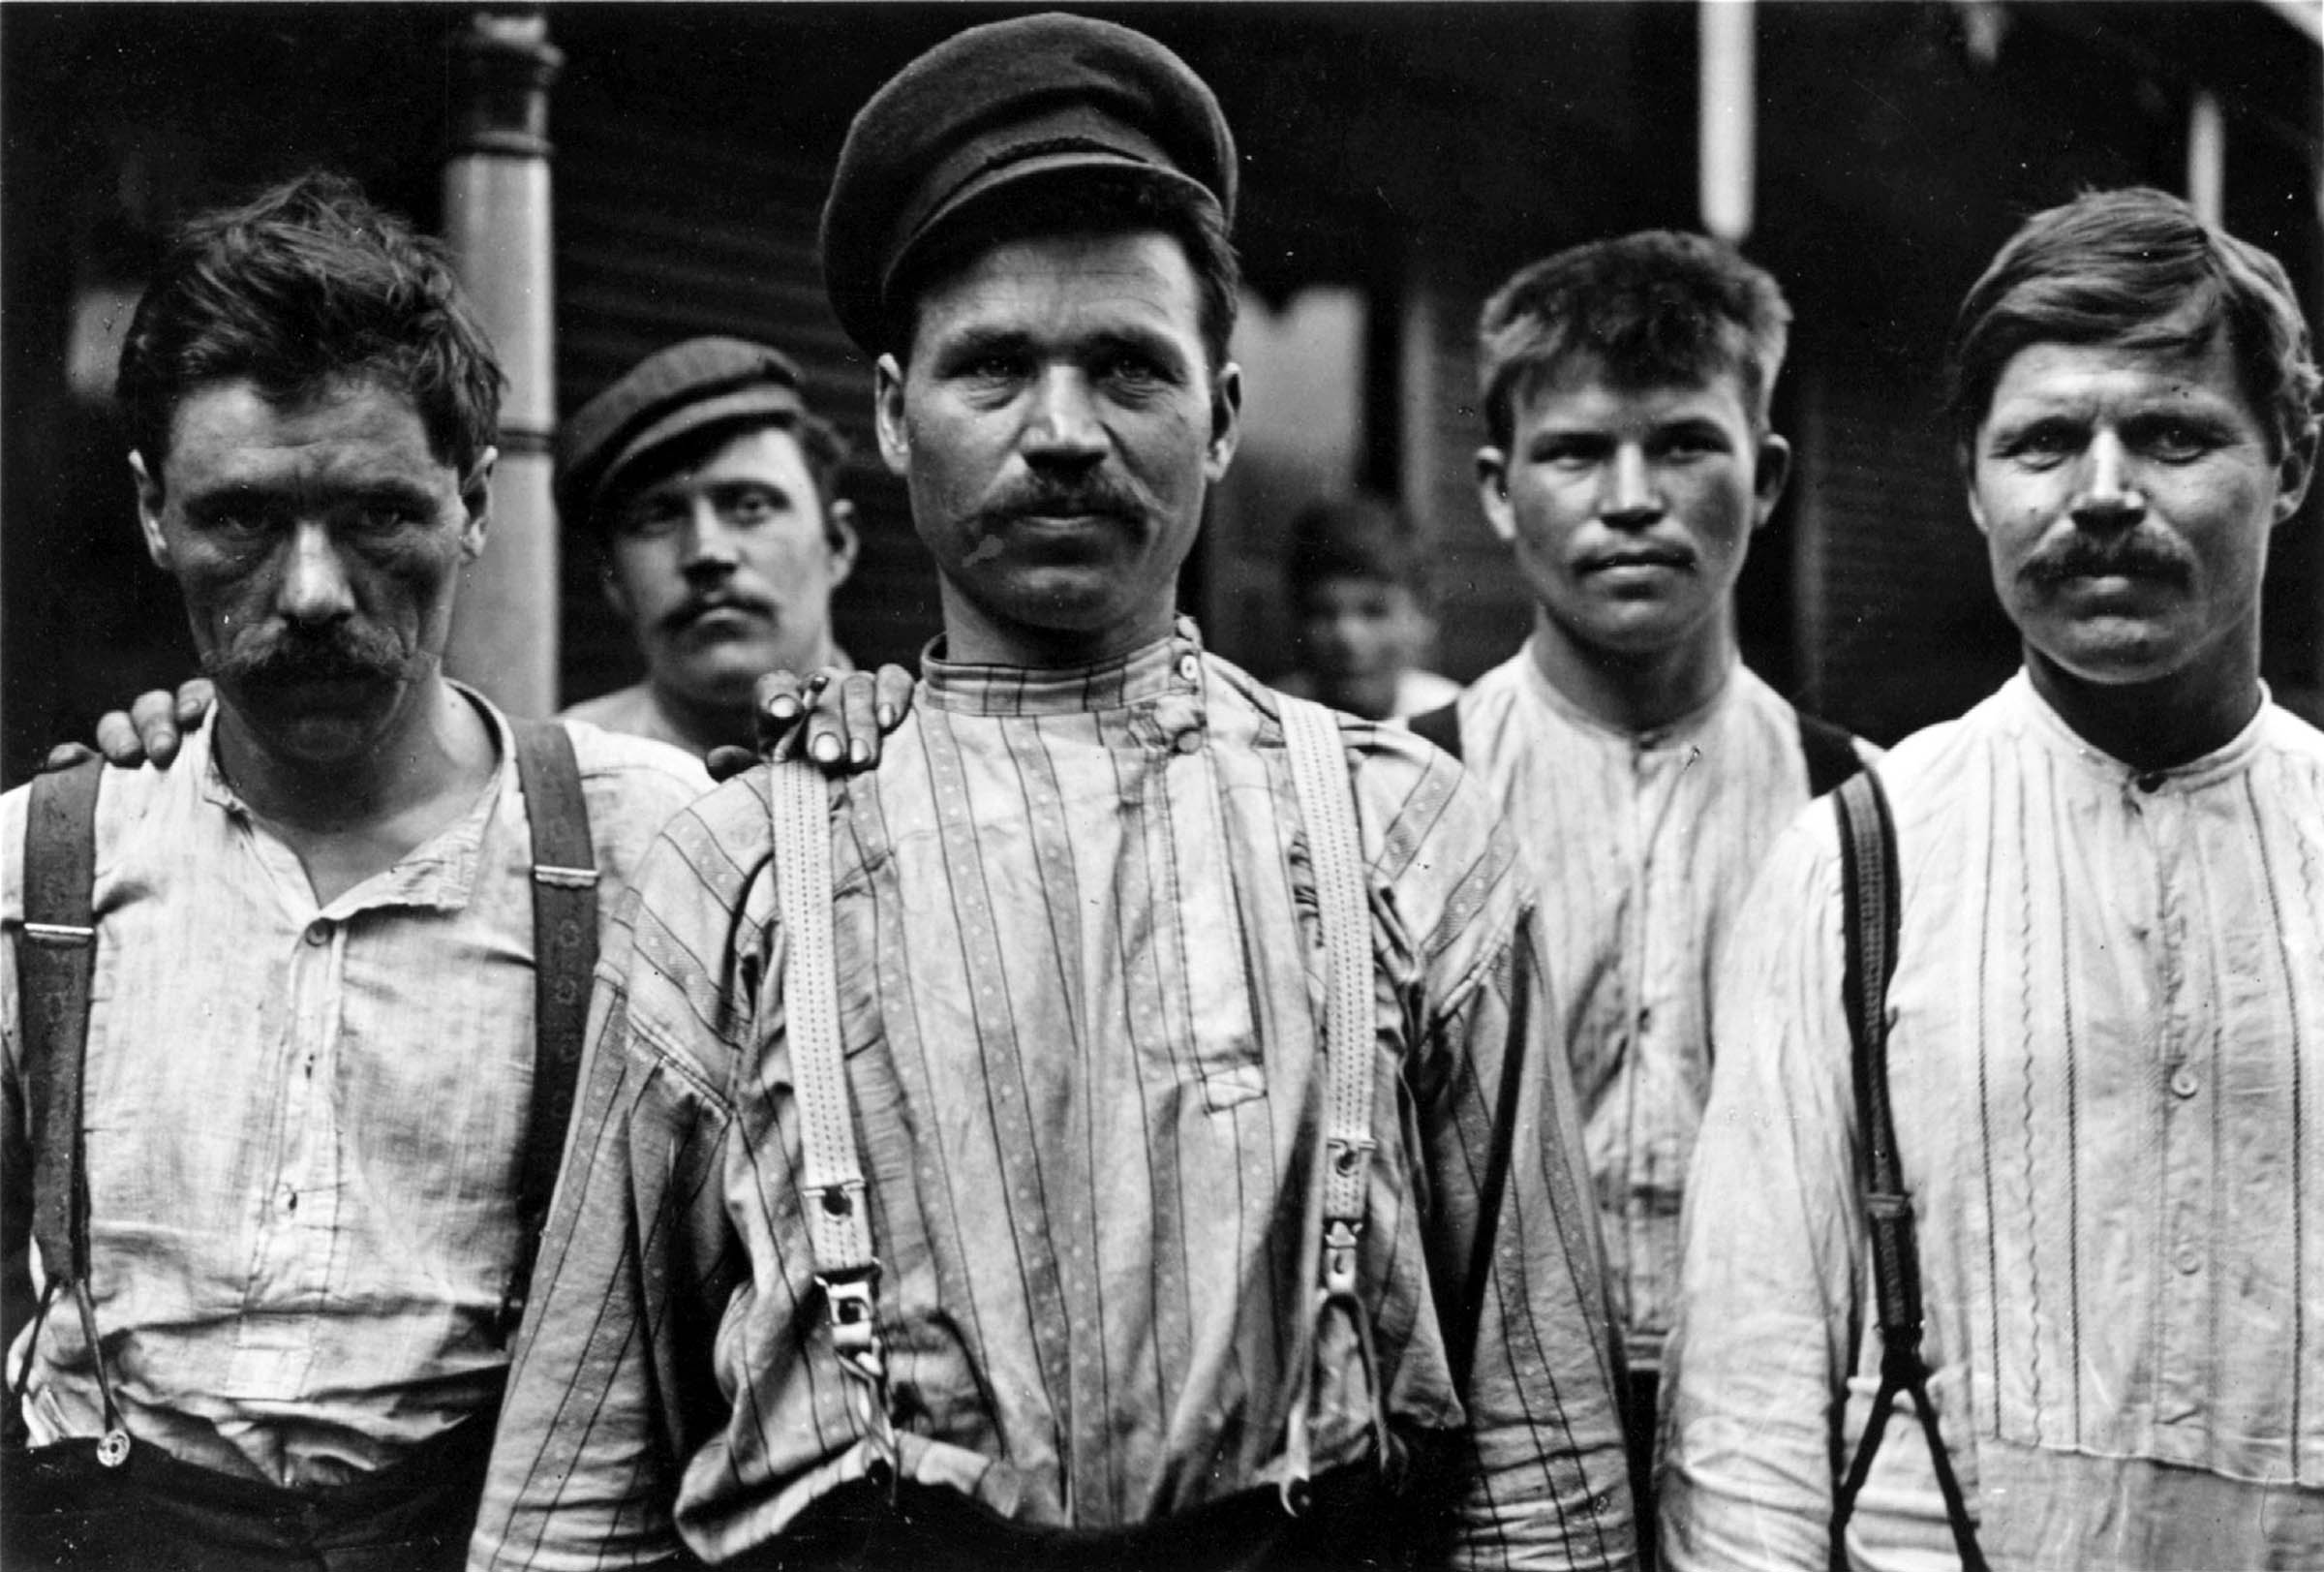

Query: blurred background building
left=4, top=0, right=2317, bottom=781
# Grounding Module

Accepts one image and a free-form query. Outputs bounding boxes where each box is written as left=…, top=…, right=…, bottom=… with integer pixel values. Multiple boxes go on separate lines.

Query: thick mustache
left=662, top=589, right=774, bottom=633
left=2019, top=535, right=2193, bottom=590
left=203, top=629, right=422, bottom=688
left=969, top=480, right=1147, bottom=531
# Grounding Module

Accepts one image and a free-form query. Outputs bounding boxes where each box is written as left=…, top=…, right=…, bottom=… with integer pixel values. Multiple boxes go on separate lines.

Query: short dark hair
left=1284, top=493, right=1432, bottom=607
left=1946, top=187, right=2321, bottom=459
left=1477, top=231, right=1791, bottom=451
left=886, top=170, right=1241, bottom=373
left=596, top=412, right=853, bottom=545
left=117, top=170, right=504, bottom=478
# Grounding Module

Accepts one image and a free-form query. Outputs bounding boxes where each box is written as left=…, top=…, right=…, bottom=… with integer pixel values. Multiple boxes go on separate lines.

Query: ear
left=1750, top=433, right=1792, bottom=530
left=824, top=499, right=861, bottom=591
left=874, top=354, right=910, bottom=478
left=2272, top=422, right=2318, bottom=528
left=131, top=451, right=171, bottom=570
left=1204, top=361, right=1243, bottom=482
left=1960, top=444, right=1992, bottom=537
left=597, top=550, right=633, bottom=621
left=1475, top=447, right=1517, bottom=544
left=458, top=447, right=497, bottom=562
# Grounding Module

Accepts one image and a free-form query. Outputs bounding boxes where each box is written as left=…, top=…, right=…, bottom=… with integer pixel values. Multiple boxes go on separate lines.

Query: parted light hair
left=1947, top=187, right=2322, bottom=459
left=1477, top=230, right=1792, bottom=451
left=117, top=170, right=505, bottom=478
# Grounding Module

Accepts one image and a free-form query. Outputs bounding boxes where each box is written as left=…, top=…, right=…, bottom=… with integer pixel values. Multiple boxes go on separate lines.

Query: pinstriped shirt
left=0, top=694, right=708, bottom=1488
left=472, top=625, right=1636, bottom=1570
left=1664, top=674, right=2324, bottom=1570
left=1451, top=645, right=1861, bottom=1368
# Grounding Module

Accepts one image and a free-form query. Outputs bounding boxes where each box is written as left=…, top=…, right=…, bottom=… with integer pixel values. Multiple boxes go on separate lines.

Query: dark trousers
left=1, top=1417, right=492, bottom=1572
left=1621, top=1365, right=1660, bottom=1572
left=726, top=1462, right=1428, bottom=1572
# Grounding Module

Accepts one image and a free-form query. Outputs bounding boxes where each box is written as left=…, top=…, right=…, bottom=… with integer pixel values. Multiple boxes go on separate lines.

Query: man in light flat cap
left=474, top=15, right=1634, bottom=1570
left=554, top=338, right=863, bottom=761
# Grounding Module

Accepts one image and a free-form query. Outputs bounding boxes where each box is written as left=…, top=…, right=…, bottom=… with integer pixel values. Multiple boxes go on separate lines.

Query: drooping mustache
left=202, top=625, right=427, bottom=690
left=964, top=477, right=1148, bottom=534
left=660, top=589, right=775, bottom=635
left=2018, top=533, right=2194, bottom=591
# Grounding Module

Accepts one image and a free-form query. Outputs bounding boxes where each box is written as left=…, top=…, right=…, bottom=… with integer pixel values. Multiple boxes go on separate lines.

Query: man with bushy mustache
left=0, top=171, right=704, bottom=1570
left=1660, top=186, right=2324, bottom=1567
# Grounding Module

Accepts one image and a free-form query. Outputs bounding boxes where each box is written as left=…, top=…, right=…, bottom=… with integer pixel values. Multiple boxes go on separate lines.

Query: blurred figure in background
left=1270, top=492, right=1461, bottom=721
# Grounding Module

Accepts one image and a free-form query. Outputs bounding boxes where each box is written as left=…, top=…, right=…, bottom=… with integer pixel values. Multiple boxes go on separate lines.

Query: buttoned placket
left=2132, top=773, right=2210, bottom=1430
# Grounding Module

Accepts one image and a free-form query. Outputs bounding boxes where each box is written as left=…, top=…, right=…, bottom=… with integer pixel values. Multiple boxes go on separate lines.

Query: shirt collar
left=192, top=680, right=513, bottom=917
left=2007, top=668, right=2272, bottom=790
left=919, top=617, right=1207, bottom=718
left=1517, top=631, right=1739, bottom=749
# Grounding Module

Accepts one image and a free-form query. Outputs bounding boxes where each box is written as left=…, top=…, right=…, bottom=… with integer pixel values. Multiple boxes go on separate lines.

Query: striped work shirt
left=1663, top=674, right=2324, bottom=1569
left=1450, top=645, right=1862, bottom=1369
left=474, top=624, right=1635, bottom=1570
left=0, top=694, right=707, bottom=1487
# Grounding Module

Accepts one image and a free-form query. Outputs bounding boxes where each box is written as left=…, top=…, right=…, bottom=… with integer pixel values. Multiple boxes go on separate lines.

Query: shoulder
left=557, top=683, right=651, bottom=730
left=1391, top=668, right=1464, bottom=717
left=558, top=716, right=711, bottom=800
left=2260, top=700, right=2324, bottom=770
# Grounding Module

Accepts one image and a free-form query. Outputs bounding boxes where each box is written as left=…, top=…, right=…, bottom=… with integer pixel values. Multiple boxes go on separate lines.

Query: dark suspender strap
left=1406, top=701, right=1463, bottom=762
left=1796, top=710, right=1863, bottom=799
left=1828, top=770, right=1987, bottom=1572
left=22, top=760, right=103, bottom=1289
left=505, top=722, right=597, bottom=1335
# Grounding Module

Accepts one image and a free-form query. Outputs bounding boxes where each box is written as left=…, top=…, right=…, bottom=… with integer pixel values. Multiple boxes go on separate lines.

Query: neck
left=212, top=672, right=492, bottom=834
left=1317, top=670, right=1400, bottom=722
left=2025, top=646, right=2261, bottom=771
left=1527, top=610, right=1736, bottom=735
left=937, top=582, right=1177, bottom=668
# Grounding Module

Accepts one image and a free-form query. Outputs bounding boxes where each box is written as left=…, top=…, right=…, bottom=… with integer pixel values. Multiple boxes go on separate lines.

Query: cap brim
left=584, top=385, right=805, bottom=525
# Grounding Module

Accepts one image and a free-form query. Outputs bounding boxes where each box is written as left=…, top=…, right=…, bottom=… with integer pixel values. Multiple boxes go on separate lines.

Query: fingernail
left=811, top=735, right=841, bottom=764
left=848, top=740, right=871, bottom=765
left=876, top=705, right=898, bottom=729
left=768, top=697, right=799, bottom=721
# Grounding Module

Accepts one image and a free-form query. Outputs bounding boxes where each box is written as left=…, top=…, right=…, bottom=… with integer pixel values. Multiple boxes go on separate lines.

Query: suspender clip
left=1321, top=1218, right=1362, bottom=1298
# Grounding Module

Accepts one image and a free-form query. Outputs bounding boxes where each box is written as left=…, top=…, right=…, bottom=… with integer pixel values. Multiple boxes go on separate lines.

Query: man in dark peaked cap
left=473, top=15, right=1635, bottom=1570
left=554, top=338, right=866, bottom=761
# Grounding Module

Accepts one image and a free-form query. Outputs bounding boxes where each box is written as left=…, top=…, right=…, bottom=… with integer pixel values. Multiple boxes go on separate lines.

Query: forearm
left=471, top=1012, right=719, bottom=1571
left=1437, top=927, right=1636, bottom=1570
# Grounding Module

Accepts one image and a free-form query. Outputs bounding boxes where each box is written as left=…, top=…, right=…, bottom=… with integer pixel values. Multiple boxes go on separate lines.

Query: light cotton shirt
left=0, top=693, right=706, bottom=1488
left=561, top=650, right=854, bottom=761
left=1452, top=643, right=1855, bottom=1369
left=474, top=623, right=1634, bottom=1571
left=1663, top=673, right=2324, bottom=1570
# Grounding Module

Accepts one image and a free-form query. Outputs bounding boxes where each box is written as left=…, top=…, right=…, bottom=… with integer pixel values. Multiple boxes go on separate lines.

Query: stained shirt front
left=0, top=695, right=707, bottom=1487
left=1451, top=645, right=1854, bottom=1369
left=1663, top=674, right=2324, bottom=1570
left=474, top=625, right=1635, bottom=1571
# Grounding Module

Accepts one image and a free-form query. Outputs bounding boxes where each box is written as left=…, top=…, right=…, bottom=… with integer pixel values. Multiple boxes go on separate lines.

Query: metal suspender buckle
left=1321, top=1217, right=1362, bottom=1299
left=817, top=1267, right=898, bottom=1489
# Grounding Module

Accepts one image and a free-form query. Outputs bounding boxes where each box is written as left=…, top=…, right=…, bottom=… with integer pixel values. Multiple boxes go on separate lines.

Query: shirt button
left=2135, top=772, right=2166, bottom=793
left=1174, top=728, right=1203, bottom=755
left=303, top=921, right=330, bottom=946
left=2175, top=1244, right=2202, bottom=1276
left=2169, top=1065, right=2199, bottom=1098
left=1177, top=654, right=1201, bottom=685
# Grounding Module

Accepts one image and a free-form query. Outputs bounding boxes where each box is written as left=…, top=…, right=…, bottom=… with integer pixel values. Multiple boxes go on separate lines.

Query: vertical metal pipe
left=2186, top=91, right=2225, bottom=229
left=1700, top=0, right=1757, bottom=243
left=442, top=8, right=563, bottom=716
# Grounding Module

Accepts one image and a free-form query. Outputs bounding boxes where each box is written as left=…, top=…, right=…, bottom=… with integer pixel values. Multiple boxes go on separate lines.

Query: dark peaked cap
left=819, top=12, right=1238, bottom=355
left=555, top=337, right=808, bottom=530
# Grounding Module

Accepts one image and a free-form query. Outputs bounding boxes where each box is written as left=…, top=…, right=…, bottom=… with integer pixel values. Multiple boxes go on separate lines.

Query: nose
left=1022, top=368, right=1107, bottom=470
left=2071, top=428, right=2146, bottom=532
left=679, top=498, right=740, bottom=581
left=277, top=521, right=356, bottom=625
left=1601, top=444, right=1663, bottom=528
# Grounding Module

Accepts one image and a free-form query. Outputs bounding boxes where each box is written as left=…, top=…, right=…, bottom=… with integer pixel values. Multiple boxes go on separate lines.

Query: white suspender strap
left=1275, top=695, right=1391, bottom=1506
left=767, top=758, right=897, bottom=1479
